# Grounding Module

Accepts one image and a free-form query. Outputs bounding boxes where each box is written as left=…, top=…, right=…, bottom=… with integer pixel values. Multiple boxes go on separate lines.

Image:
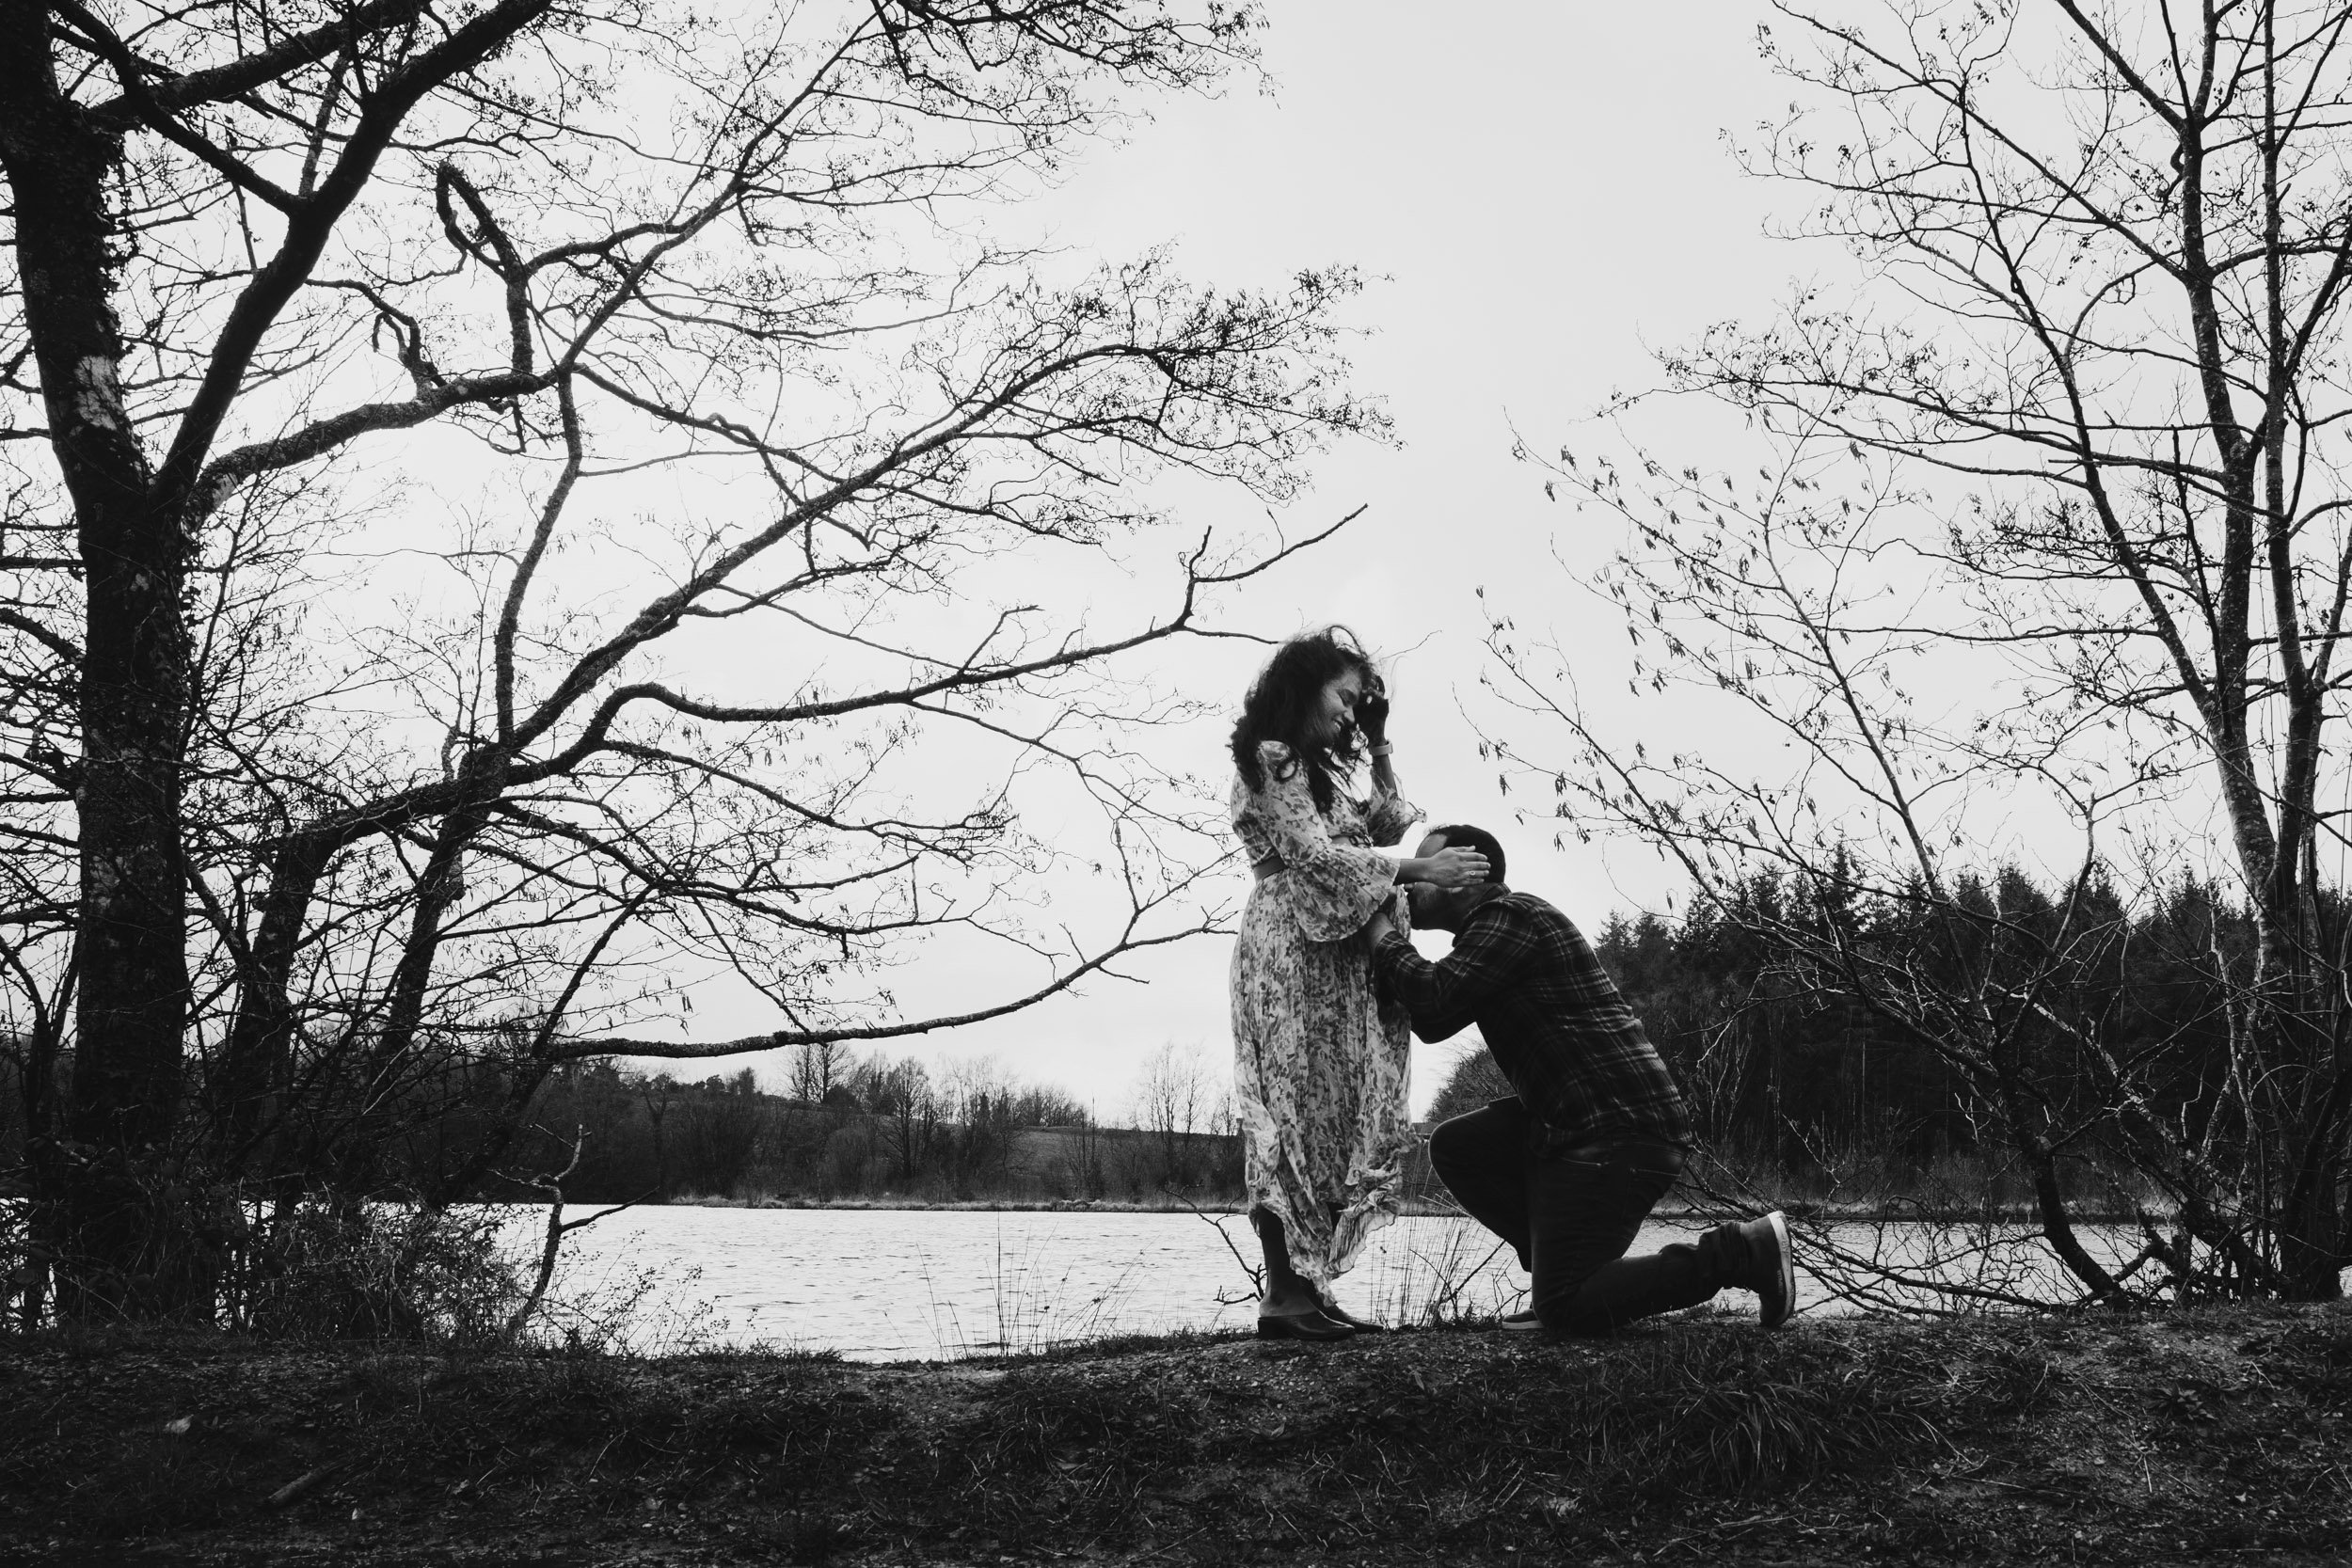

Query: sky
left=629, top=0, right=1817, bottom=1117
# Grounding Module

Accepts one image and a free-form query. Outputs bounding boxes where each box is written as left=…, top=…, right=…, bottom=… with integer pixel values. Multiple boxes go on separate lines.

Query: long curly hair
left=1229, top=626, right=1380, bottom=815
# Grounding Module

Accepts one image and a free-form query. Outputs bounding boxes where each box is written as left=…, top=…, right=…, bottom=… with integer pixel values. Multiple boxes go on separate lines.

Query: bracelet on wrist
left=1369, top=742, right=1393, bottom=756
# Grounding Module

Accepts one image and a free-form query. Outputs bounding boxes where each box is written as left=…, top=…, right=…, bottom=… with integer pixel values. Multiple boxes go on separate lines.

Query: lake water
left=533, top=1204, right=2162, bottom=1360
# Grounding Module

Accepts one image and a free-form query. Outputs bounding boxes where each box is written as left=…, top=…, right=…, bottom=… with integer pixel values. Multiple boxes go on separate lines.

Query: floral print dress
left=1229, top=739, right=1422, bottom=1291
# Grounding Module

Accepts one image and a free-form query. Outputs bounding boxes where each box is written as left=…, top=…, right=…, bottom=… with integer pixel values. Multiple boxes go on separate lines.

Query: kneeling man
left=1367, top=825, right=1794, bottom=1334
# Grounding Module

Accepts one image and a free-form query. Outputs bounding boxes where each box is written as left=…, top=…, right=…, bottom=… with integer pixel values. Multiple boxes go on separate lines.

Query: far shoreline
left=0, top=1187, right=2184, bottom=1227
left=588, top=1194, right=2179, bottom=1226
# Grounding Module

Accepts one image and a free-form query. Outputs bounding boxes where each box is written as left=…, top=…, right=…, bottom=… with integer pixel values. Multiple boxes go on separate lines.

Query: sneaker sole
left=1761, top=1210, right=1795, bottom=1329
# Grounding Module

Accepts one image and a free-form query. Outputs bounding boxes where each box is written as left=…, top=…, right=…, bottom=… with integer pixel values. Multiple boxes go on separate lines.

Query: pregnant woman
left=1228, top=627, right=1490, bottom=1339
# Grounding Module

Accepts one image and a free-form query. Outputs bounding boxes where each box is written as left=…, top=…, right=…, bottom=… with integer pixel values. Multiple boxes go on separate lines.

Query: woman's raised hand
left=1419, top=846, right=1490, bottom=889
left=1357, top=674, right=1390, bottom=747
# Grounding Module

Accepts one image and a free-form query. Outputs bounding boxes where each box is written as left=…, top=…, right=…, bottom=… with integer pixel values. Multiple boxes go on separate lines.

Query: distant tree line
left=517, top=1039, right=1248, bottom=1205
left=0, top=1040, right=1246, bottom=1211
left=10, top=861, right=2276, bottom=1212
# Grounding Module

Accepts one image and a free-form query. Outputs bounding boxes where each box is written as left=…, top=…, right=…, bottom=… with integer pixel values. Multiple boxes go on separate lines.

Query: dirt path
left=4, top=1304, right=2348, bottom=1564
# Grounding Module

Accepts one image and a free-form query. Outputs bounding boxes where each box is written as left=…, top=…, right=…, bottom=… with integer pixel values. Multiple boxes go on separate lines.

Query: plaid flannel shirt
left=1374, top=890, right=1692, bottom=1156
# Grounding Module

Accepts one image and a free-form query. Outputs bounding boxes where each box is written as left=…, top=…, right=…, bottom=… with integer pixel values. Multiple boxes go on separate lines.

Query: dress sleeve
left=1362, top=778, right=1422, bottom=847
left=1249, top=743, right=1401, bottom=942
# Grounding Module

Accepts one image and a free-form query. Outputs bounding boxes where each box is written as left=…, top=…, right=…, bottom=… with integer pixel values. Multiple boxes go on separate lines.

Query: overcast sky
left=640, top=0, right=1815, bottom=1117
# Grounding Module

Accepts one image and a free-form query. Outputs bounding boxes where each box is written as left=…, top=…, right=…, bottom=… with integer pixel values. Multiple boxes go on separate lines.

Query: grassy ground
left=3, top=1304, right=2349, bottom=1565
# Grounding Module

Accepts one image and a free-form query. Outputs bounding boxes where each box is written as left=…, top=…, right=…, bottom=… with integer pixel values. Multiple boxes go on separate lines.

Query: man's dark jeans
left=1430, top=1097, right=1746, bottom=1335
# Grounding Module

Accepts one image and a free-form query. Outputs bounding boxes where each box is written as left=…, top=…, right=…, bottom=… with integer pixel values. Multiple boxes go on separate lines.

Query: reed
left=1360, top=1214, right=1526, bottom=1327
left=918, top=1229, right=1141, bottom=1360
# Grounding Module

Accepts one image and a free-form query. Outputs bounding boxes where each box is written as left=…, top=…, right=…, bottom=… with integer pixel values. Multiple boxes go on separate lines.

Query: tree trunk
left=2, top=8, right=201, bottom=1316
left=2249, top=887, right=2346, bottom=1300
left=72, top=498, right=192, bottom=1159
left=215, top=832, right=336, bottom=1169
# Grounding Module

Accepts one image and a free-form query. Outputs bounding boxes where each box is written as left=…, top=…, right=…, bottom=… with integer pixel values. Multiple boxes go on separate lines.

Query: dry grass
left=4, top=1306, right=2351, bottom=1563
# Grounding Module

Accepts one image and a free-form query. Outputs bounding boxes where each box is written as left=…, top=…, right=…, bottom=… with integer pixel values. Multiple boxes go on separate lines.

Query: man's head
left=1407, top=823, right=1507, bottom=931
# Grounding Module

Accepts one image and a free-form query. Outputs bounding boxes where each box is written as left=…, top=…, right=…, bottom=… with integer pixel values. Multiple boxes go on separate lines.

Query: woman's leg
left=1231, top=909, right=1382, bottom=1333
left=1252, top=1205, right=1323, bottom=1314
left=1306, top=963, right=1418, bottom=1320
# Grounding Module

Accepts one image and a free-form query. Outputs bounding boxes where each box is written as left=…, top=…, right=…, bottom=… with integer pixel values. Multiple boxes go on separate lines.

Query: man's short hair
left=1425, top=823, right=1505, bottom=886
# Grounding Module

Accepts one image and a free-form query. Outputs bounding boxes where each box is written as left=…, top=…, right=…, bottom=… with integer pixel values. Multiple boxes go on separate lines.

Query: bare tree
left=1481, top=0, right=2352, bottom=1304
left=787, top=1041, right=852, bottom=1107
left=0, top=0, right=1383, bottom=1318
left=1468, top=0, right=2352, bottom=1307
left=869, top=1055, right=939, bottom=1187
left=1497, top=428, right=2184, bottom=1306
left=1129, top=1038, right=1215, bottom=1190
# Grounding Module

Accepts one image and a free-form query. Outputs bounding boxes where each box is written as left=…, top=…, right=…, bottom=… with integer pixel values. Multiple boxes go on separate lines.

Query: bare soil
left=3, top=1303, right=2349, bottom=1565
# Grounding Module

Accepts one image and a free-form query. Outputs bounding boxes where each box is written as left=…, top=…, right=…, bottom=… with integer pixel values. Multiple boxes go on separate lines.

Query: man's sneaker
left=1736, top=1210, right=1796, bottom=1328
left=1500, top=1308, right=1542, bottom=1332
